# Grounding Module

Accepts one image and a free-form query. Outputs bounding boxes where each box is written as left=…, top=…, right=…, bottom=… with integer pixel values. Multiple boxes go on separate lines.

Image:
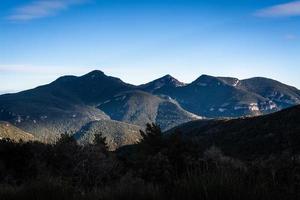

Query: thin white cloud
left=255, top=1, right=300, bottom=17
left=285, top=34, right=297, bottom=40
left=7, top=0, right=88, bottom=21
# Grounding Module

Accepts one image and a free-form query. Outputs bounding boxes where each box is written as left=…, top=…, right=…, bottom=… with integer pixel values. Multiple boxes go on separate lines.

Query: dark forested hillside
left=168, top=105, right=300, bottom=159
left=74, top=119, right=142, bottom=150
left=98, top=90, right=200, bottom=131
left=0, top=106, right=300, bottom=200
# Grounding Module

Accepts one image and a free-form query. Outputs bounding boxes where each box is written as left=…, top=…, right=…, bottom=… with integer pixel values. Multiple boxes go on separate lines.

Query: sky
left=0, top=0, right=300, bottom=94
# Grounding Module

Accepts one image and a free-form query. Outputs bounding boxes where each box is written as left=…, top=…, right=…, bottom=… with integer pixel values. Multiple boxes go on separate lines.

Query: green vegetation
left=0, top=122, right=299, bottom=200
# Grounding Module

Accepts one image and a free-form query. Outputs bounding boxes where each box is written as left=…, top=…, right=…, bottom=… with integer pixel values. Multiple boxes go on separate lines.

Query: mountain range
left=151, top=75, right=300, bottom=117
left=0, top=70, right=299, bottom=148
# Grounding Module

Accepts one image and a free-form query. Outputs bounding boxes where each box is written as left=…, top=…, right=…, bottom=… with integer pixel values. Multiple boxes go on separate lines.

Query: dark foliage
left=93, top=133, right=109, bottom=153
left=169, top=105, right=300, bottom=160
left=0, top=122, right=300, bottom=200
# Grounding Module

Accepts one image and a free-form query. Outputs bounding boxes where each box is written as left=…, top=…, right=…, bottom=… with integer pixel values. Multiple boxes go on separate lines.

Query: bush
left=0, top=125, right=299, bottom=200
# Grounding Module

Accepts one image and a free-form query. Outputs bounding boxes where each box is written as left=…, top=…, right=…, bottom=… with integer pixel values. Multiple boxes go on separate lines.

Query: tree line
left=0, top=123, right=299, bottom=200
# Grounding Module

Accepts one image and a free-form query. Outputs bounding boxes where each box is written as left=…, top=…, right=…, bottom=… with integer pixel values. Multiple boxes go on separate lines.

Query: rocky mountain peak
left=139, top=74, right=185, bottom=92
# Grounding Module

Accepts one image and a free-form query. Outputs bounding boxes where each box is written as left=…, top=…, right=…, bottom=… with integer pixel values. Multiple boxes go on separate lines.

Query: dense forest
left=0, top=122, right=299, bottom=200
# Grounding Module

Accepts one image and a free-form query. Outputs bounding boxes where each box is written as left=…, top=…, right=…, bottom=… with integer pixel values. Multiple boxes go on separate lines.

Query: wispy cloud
left=255, top=1, right=300, bottom=17
left=285, top=34, right=297, bottom=40
left=7, top=0, right=88, bottom=21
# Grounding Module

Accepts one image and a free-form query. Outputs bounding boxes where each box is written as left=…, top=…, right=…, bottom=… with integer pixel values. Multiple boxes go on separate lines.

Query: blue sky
left=0, top=0, right=300, bottom=93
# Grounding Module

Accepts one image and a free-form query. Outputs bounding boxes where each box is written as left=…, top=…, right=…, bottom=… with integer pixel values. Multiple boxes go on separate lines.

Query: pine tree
left=93, top=132, right=108, bottom=152
left=139, top=123, right=164, bottom=154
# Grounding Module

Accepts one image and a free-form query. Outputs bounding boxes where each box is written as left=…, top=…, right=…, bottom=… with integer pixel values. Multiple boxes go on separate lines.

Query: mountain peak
left=139, top=74, right=185, bottom=92
left=53, top=75, right=77, bottom=83
left=157, top=74, right=185, bottom=86
left=83, top=70, right=105, bottom=78
left=161, top=74, right=174, bottom=79
left=192, top=74, right=223, bottom=86
left=194, top=74, right=216, bottom=81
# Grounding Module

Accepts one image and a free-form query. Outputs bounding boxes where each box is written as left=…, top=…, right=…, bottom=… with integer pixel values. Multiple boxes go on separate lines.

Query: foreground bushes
left=0, top=124, right=299, bottom=200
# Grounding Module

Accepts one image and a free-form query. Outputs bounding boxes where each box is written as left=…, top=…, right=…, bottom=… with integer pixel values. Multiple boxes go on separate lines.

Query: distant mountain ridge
left=0, top=70, right=299, bottom=148
left=150, top=74, right=300, bottom=117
